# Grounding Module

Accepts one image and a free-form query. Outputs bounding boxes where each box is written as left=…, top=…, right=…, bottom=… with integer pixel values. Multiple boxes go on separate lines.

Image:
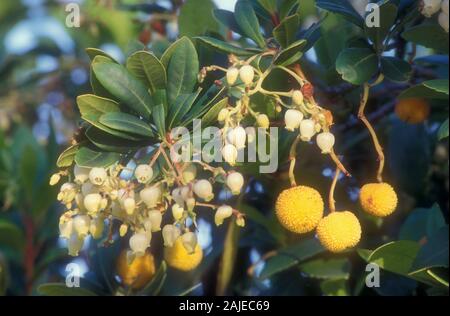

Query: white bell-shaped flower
left=83, top=193, right=102, bottom=214
left=89, top=216, right=104, bottom=239
left=226, top=67, right=239, bottom=85
left=147, top=210, right=162, bottom=232
left=299, top=119, right=316, bottom=141
left=215, top=205, right=233, bottom=226
left=226, top=172, right=244, bottom=195
left=172, top=203, right=185, bottom=221
left=68, top=233, right=84, bottom=257
left=129, top=232, right=150, bottom=256
left=162, top=224, right=181, bottom=247
left=222, top=144, right=238, bottom=166
left=73, top=215, right=91, bottom=237
left=316, top=132, right=335, bottom=154
left=239, top=65, right=255, bottom=85
left=140, top=185, right=162, bottom=208
left=181, top=232, right=198, bottom=254
left=74, top=165, right=90, bottom=184
left=182, top=164, right=197, bottom=183
left=193, top=179, right=214, bottom=201
left=134, top=164, right=153, bottom=184
left=123, top=197, right=136, bottom=215
left=89, top=167, right=107, bottom=185
left=284, top=109, right=303, bottom=131
left=292, top=90, right=304, bottom=106
left=227, top=126, right=247, bottom=149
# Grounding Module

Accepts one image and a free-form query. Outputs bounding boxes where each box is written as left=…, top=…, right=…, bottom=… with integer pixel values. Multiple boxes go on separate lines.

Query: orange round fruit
left=117, top=250, right=156, bottom=289
left=395, top=98, right=430, bottom=124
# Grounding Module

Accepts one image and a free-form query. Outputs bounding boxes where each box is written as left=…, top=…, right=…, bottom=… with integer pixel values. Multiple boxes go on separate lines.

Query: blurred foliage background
left=0, top=0, right=448, bottom=296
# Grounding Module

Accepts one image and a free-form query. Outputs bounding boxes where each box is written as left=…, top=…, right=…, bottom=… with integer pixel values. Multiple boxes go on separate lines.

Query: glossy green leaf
left=0, top=219, right=25, bottom=250
left=99, top=112, right=154, bottom=138
left=402, top=23, right=449, bottom=53
left=161, top=37, right=190, bottom=69
left=76, top=94, right=120, bottom=119
left=90, top=55, right=116, bottom=99
left=179, top=0, right=220, bottom=37
left=216, top=221, right=240, bottom=295
left=85, top=127, right=147, bottom=153
left=56, top=144, right=79, bottom=168
left=316, top=0, right=364, bottom=28
left=399, top=204, right=446, bottom=242
left=92, top=59, right=153, bottom=119
left=336, top=48, right=378, bottom=84
left=259, top=238, right=324, bottom=279
left=195, top=36, right=256, bottom=56
left=258, top=0, right=277, bottom=14
left=364, top=2, right=398, bottom=53
left=381, top=56, right=412, bottom=83
left=438, top=119, right=449, bottom=140
left=234, top=0, right=266, bottom=48
left=75, top=147, right=121, bottom=168
left=213, top=9, right=243, bottom=34
left=166, top=37, right=199, bottom=107
left=38, top=283, right=98, bottom=296
left=320, top=279, right=349, bottom=296
left=168, top=92, right=199, bottom=129
left=273, top=39, right=307, bottom=66
left=411, top=226, right=449, bottom=272
left=126, top=51, right=166, bottom=93
left=399, top=79, right=449, bottom=100
left=152, top=103, right=166, bottom=138
left=300, top=258, right=351, bottom=280
left=85, top=48, right=118, bottom=63
left=273, top=14, right=301, bottom=48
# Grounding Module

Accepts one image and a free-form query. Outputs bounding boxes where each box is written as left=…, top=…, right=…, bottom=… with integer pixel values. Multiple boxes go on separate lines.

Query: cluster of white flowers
left=51, top=159, right=246, bottom=258
left=420, top=0, right=449, bottom=32
left=283, top=89, right=335, bottom=154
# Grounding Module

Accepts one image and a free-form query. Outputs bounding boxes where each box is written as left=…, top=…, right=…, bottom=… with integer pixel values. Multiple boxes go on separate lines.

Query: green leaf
left=336, top=48, right=378, bottom=84
left=438, top=119, right=449, bottom=140
left=381, top=56, right=412, bottom=83
left=273, top=14, right=301, bottom=48
left=85, top=48, right=118, bottom=63
left=77, top=94, right=120, bottom=119
left=299, top=258, right=351, bottom=280
left=75, top=147, right=121, bottom=168
left=273, top=39, right=307, bottom=66
left=166, top=37, right=199, bottom=107
left=234, top=0, right=266, bottom=48
left=161, top=37, right=190, bottom=69
left=152, top=103, right=166, bottom=138
left=216, top=221, right=240, bottom=295
left=320, top=279, right=349, bottom=296
left=19, top=146, right=38, bottom=202
left=258, top=0, right=277, bottom=14
left=213, top=9, right=243, bottom=34
left=90, top=55, right=116, bottom=99
left=168, top=92, right=200, bottom=129
left=56, top=144, right=79, bottom=168
left=201, top=97, right=229, bottom=127
left=92, top=59, right=153, bottom=119
left=195, top=36, right=256, bottom=56
left=38, top=283, right=98, bottom=296
left=179, top=0, right=220, bottom=37
left=364, top=2, right=398, bottom=53
left=399, top=79, right=449, bottom=100
left=411, top=226, right=449, bottom=272
left=85, top=127, right=147, bottom=153
left=399, top=204, right=446, bottom=242
left=126, top=51, right=166, bottom=93
left=99, top=112, right=154, bottom=138
left=363, top=241, right=420, bottom=276
left=402, top=23, right=449, bottom=53
left=259, top=238, right=324, bottom=279
left=316, top=0, right=364, bottom=28
left=0, top=219, right=25, bottom=250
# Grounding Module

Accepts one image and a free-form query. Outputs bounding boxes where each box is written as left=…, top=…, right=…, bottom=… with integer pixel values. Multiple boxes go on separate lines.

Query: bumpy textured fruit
left=317, top=211, right=361, bottom=253
left=164, top=237, right=203, bottom=271
left=360, top=183, right=398, bottom=217
left=117, top=250, right=156, bottom=289
left=395, top=98, right=430, bottom=124
left=275, top=186, right=324, bottom=233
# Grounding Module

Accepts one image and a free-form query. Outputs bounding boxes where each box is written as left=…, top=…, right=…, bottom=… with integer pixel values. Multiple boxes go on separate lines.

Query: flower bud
left=172, top=203, right=185, bottom=221
left=83, top=193, right=102, bottom=214
left=181, top=232, right=198, bottom=254
left=162, top=224, right=181, bottom=247
left=299, top=119, right=316, bottom=141
left=182, top=164, right=197, bottom=183
left=239, top=65, right=255, bottom=85
left=421, top=0, right=442, bottom=17
left=90, top=216, right=104, bottom=239
left=316, top=132, right=335, bottom=154
left=215, top=205, right=233, bottom=226
left=226, top=67, right=239, bottom=85
left=439, top=11, right=449, bottom=32
left=129, top=232, right=150, bottom=256
left=226, top=172, right=244, bottom=195
left=123, top=197, right=136, bottom=215
left=134, top=164, right=153, bottom=184
left=49, top=173, right=61, bottom=186
left=140, top=185, right=162, bottom=208
left=186, top=197, right=196, bottom=211
left=89, top=167, right=107, bottom=185
left=292, top=90, right=304, bottom=106
left=284, top=109, right=303, bottom=131
left=222, top=144, right=238, bottom=166
left=73, top=215, right=91, bottom=237
left=256, top=114, right=270, bottom=129
left=148, top=210, right=162, bottom=232
left=227, top=126, right=247, bottom=149
left=68, top=233, right=84, bottom=256
left=119, top=224, right=128, bottom=237
left=58, top=182, right=77, bottom=204
left=236, top=216, right=246, bottom=227
left=217, top=108, right=229, bottom=123
left=193, top=179, right=214, bottom=201
left=171, top=187, right=185, bottom=206
left=74, top=165, right=90, bottom=184
left=59, top=218, right=73, bottom=239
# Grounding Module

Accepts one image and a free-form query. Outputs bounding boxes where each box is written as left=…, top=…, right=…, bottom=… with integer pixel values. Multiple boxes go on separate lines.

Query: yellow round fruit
left=317, top=211, right=361, bottom=253
left=360, top=182, right=398, bottom=217
left=164, top=237, right=203, bottom=271
left=275, top=186, right=324, bottom=233
left=395, top=98, right=430, bottom=124
left=117, top=250, right=156, bottom=289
